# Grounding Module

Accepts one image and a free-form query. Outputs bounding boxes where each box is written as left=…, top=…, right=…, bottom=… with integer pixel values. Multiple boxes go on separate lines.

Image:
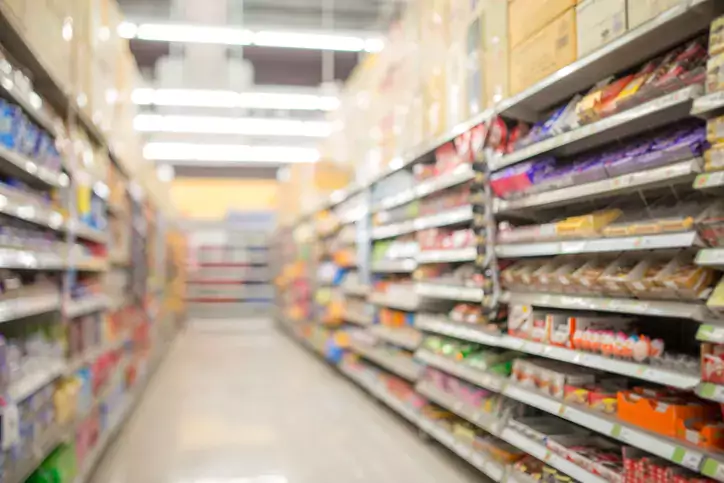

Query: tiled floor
left=91, top=319, right=489, bottom=483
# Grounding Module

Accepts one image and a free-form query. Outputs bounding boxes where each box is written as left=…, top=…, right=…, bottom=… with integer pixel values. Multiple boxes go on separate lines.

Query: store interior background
left=115, top=0, right=396, bottom=222
left=12, top=0, right=724, bottom=481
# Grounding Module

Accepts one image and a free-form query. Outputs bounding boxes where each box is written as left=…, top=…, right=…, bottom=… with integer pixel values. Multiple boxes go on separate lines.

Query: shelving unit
left=275, top=2, right=724, bottom=482
left=0, top=3, right=187, bottom=482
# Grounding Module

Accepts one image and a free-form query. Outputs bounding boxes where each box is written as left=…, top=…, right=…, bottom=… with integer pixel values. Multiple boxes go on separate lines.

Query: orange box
left=678, top=418, right=724, bottom=450
left=617, top=390, right=708, bottom=437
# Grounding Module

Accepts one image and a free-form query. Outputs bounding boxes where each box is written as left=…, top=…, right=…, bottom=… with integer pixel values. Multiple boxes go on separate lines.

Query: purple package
left=571, top=156, right=609, bottom=185
left=633, top=126, right=706, bottom=171
left=491, top=157, right=556, bottom=199
left=526, top=165, right=575, bottom=195
left=604, top=140, right=654, bottom=177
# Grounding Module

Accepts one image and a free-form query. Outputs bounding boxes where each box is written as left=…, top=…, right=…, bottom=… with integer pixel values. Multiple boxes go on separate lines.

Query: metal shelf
left=0, top=145, right=65, bottom=189
left=342, top=310, right=373, bottom=326
left=339, top=361, right=506, bottom=482
left=348, top=339, right=421, bottom=381
left=69, top=256, right=109, bottom=272
left=0, top=292, right=60, bottom=324
left=413, top=205, right=474, bottom=231
left=371, top=205, right=474, bottom=240
left=339, top=362, right=421, bottom=423
left=495, top=0, right=721, bottom=121
left=370, top=325, right=422, bottom=350
left=373, top=165, right=476, bottom=213
left=416, top=283, right=483, bottom=302
left=415, top=350, right=505, bottom=392
left=342, top=284, right=370, bottom=297
left=418, top=348, right=723, bottom=482
left=66, top=294, right=110, bottom=318
left=0, top=248, right=65, bottom=270
left=416, top=314, right=503, bottom=346
left=68, top=220, right=109, bottom=244
left=0, top=184, right=65, bottom=231
left=415, top=380, right=504, bottom=436
left=504, top=290, right=716, bottom=323
left=500, top=383, right=722, bottom=481
left=371, top=220, right=416, bottom=239
left=696, top=249, right=724, bottom=268
left=370, top=259, right=417, bottom=273
left=691, top=90, right=724, bottom=119
left=499, top=427, right=609, bottom=483
left=415, top=314, right=700, bottom=389
left=416, top=247, right=477, bottom=264
left=495, top=159, right=702, bottom=213
left=496, top=231, right=700, bottom=258
left=8, top=360, right=66, bottom=401
left=66, top=337, right=128, bottom=375
left=368, top=291, right=419, bottom=312
left=491, top=85, right=702, bottom=172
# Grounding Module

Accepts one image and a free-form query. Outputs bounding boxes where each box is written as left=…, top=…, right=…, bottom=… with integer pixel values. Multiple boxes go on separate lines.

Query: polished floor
left=91, top=319, right=489, bottom=483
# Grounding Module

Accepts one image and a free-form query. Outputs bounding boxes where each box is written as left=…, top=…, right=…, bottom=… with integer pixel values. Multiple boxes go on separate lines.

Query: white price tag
left=453, top=441, right=471, bottom=458
left=618, top=427, right=637, bottom=444
left=469, top=452, right=487, bottom=471
left=681, top=451, right=704, bottom=471
left=711, top=384, right=724, bottom=402
left=560, top=241, right=587, bottom=254
left=710, top=327, right=724, bottom=342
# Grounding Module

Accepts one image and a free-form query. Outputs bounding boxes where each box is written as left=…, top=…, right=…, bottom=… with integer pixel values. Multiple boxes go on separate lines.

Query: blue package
left=0, top=100, right=23, bottom=151
left=33, top=131, right=51, bottom=166
left=20, top=121, right=38, bottom=157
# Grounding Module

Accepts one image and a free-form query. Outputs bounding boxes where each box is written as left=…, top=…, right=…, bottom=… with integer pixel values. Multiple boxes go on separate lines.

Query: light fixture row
left=144, top=143, right=320, bottom=164
left=119, top=22, right=384, bottom=53
left=132, top=88, right=339, bottom=111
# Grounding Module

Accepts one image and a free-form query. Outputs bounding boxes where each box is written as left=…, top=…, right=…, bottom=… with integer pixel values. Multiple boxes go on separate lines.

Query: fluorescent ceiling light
left=117, top=22, right=384, bottom=53
left=134, top=114, right=330, bottom=138
left=253, top=31, right=363, bottom=52
left=132, top=88, right=339, bottom=111
left=143, top=143, right=320, bottom=163
left=137, top=23, right=253, bottom=45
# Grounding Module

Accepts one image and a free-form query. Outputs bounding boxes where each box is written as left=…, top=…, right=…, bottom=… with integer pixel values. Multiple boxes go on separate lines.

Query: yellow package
left=706, top=52, right=724, bottom=94
left=711, top=15, right=724, bottom=56
left=707, top=115, right=724, bottom=144
left=705, top=144, right=724, bottom=172
left=556, top=209, right=622, bottom=237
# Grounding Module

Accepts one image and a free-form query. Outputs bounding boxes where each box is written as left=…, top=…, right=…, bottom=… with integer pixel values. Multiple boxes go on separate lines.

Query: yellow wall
left=169, top=178, right=279, bottom=219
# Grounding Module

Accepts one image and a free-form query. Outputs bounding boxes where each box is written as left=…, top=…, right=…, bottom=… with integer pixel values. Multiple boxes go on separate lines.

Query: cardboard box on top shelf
left=446, top=39, right=467, bottom=130
left=508, top=0, right=578, bottom=49
left=74, top=42, right=94, bottom=119
left=423, top=63, right=447, bottom=139
left=510, top=8, right=577, bottom=95
left=111, top=47, right=138, bottom=130
left=25, top=1, right=73, bottom=91
left=2, top=0, right=25, bottom=24
left=467, top=0, right=509, bottom=115
left=420, top=0, right=450, bottom=52
left=576, top=0, right=627, bottom=58
left=628, top=0, right=681, bottom=30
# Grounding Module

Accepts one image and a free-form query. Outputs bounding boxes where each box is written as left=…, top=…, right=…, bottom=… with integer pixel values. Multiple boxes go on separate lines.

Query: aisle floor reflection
left=90, top=319, right=488, bottom=483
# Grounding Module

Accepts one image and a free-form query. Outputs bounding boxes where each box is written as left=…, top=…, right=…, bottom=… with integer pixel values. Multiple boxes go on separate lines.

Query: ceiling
left=117, top=0, right=404, bottom=177
left=118, top=0, right=403, bottom=87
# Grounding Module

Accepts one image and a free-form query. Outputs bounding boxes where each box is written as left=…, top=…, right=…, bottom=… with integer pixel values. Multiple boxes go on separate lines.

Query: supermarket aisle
left=91, top=319, right=487, bottom=483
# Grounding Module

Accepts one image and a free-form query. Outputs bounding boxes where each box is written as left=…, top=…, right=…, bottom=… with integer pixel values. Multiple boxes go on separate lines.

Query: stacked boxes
left=509, top=2, right=577, bottom=95
left=576, top=0, right=628, bottom=57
